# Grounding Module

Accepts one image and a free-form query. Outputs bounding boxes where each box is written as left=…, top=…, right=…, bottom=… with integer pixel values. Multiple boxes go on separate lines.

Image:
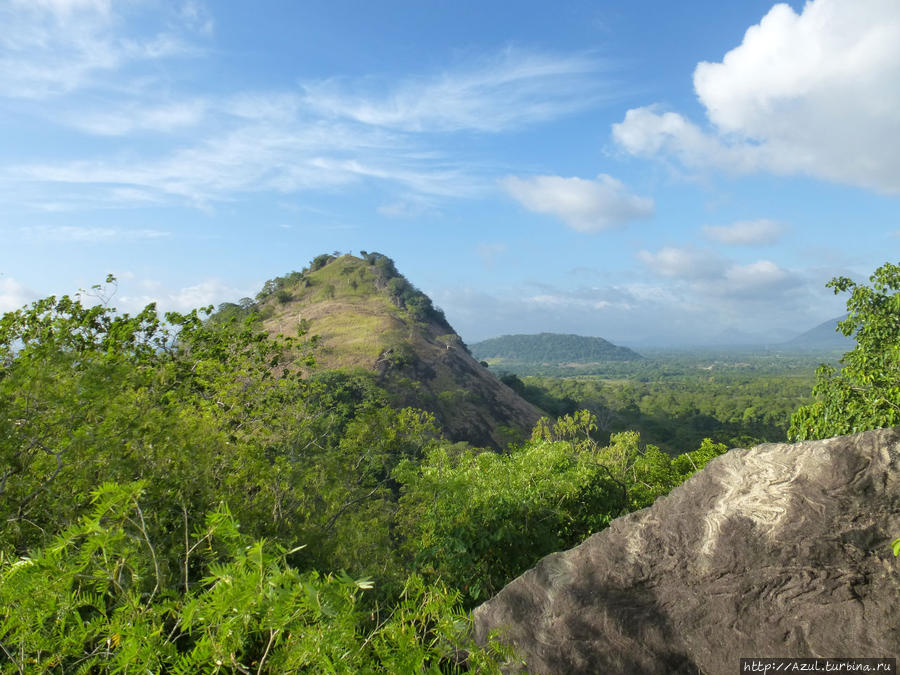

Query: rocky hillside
left=239, top=252, right=542, bottom=448
left=473, top=427, right=900, bottom=673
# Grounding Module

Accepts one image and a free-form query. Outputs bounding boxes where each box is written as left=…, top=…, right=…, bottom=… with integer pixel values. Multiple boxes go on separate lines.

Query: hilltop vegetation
left=215, top=252, right=541, bottom=449
left=471, top=333, right=642, bottom=367
left=0, top=258, right=896, bottom=672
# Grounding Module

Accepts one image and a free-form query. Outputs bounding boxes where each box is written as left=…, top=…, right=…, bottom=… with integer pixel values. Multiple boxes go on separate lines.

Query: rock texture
left=473, top=428, right=900, bottom=674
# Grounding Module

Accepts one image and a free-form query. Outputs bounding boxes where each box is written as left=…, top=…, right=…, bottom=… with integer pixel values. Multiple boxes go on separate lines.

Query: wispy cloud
left=10, top=121, right=480, bottom=205
left=2, top=21, right=611, bottom=208
left=65, top=100, right=209, bottom=136
left=703, top=219, right=785, bottom=246
left=0, top=0, right=202, bottom=100
left=20, top=225, right=170, bottom=242
left=117, top=277, right=253, bottom=314
left=301, top=49, right=614, bottom=133
left=0, top=4, right=623, bottom=218
left=637, top=246, right=726, bottom=280
left=0, top=277, right=37, bottom=313
left=475, top=243, right=507, bottom=269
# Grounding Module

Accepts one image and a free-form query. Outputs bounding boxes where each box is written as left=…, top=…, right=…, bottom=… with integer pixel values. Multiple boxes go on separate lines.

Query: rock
left=472, top=428, right=900, bottom=674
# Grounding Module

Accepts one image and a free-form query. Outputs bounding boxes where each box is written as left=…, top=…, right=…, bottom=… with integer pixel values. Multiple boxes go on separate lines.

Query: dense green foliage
left=471, top=333, right=642, bottom=364
left=504, top=372, right=813, bottom=454
left=789, top=262, right=900, bottom=440
left=216, top=251, right=454, bottom=334
left=361, top=252, right=452, bottom=329
left=483, top=346, right=840, bottom=378
left=0, top=482, right=509, bottom=673
left=395, top=412, right=725, bottom=604
left=0, top=280, right=730, bottom=671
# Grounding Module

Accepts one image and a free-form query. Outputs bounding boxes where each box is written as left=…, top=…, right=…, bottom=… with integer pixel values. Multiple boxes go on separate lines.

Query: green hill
left=471, top=333, right=643, bottom=366
left=215, top=252, right=542, bottom=448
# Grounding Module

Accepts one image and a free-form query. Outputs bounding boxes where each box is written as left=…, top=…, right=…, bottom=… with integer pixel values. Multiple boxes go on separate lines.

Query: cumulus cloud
left=613, top=0, right=900, bottom=193
left=0, top=277, right=36, bottom=313
left=717, top=260, right=796, bottom=297
left=702, top=219, right=784, bottom=245
left=637, top=246, right=800, bottom=300
left=502, top=174, right=654, bottom=232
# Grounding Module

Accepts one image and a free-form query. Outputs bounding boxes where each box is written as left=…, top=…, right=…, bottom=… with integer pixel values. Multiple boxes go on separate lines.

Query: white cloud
left=612, top=106, right=760, bottom=172
left=502, top=174, right=654, bottom=232
left=637, top=246, right=725, bottom=279
left=719, top=260, right=795, bottom=297
left=15, top=0, right=111, bottom=15
left=525, top=293, right=611, bottom=310
left=118, top=278, right=251, bottom=314
left=302, top=50, right=613, bottom=133
left=66, top=100, right=208, bottom=136
left=702, top=219, right=784, bottom=245
left=21, top=225, right=170, bottom=242
left=613, top=0, right=900, bottom=193
left=434, top=277, right=816, bottom=346
left=0, top=1, right=617, bottom=209
left=637, top=246, right=799, bottom=300
left=377, top=199, right=432, bottom=218
left=0, top=277, right=37, bottom=313
left=0, top=1, right=198, bottom=99
left=176, top=1, right=213, bottom=35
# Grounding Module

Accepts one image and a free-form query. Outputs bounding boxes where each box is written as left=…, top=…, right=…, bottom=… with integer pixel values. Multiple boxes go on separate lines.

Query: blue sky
left=1, top=0, right=898, bottom=345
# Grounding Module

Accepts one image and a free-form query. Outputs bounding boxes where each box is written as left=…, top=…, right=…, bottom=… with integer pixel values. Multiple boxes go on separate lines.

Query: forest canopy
left=0, top=259, right=895, bottom=672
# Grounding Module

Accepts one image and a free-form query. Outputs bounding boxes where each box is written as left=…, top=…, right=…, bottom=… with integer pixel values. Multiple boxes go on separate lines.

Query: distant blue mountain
left=784, top=315, right=853, bottom=350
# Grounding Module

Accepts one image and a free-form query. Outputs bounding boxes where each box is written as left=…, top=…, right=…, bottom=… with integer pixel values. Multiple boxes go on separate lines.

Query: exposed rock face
left=473, top=428, right=900, bottom=674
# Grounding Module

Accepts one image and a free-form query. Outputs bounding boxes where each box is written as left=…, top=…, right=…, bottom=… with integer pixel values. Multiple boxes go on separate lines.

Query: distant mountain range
left=470, top=333, right=643, bottom=365
left=783, top=315, right=852, bottom=351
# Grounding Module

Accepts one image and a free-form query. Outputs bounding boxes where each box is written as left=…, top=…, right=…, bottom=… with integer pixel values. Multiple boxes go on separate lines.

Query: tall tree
left=789, top=262, right=900, bottom=440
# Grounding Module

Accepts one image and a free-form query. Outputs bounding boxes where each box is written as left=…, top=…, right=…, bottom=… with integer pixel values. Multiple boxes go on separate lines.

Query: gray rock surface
left=473, top=428, right=900, bottom=674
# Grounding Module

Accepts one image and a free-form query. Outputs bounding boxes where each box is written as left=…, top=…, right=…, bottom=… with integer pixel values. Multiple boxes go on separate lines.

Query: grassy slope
left=257, top=255, right=542, bottom=448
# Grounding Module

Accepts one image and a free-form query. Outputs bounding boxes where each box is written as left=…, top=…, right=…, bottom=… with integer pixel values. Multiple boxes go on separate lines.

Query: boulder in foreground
left=473, top=427, right=900, bottom=674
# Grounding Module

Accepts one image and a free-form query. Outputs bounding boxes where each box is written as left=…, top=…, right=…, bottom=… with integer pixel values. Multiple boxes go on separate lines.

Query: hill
left=471, top=333, right=642, bottom=371
left=783, top=315, right=853, bottom=351
left=218, top=252, right=542, bottom=448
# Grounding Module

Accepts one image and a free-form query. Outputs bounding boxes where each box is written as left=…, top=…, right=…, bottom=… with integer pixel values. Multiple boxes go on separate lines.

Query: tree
left=0, top=482, right=508, bottom=673
left=789, top=262, right=900, bottom=441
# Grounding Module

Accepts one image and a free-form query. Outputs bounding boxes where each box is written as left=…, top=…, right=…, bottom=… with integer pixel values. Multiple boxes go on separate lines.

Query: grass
left=260, top=256, right=414, bottom=370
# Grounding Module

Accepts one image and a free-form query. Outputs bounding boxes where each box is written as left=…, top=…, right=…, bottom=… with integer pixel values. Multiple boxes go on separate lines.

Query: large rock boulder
left=473, top=428, right=900, bottom=674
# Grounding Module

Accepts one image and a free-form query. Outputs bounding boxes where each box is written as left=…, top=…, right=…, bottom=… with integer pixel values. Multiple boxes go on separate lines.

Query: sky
left=1, top=0, right=898, bottom=346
